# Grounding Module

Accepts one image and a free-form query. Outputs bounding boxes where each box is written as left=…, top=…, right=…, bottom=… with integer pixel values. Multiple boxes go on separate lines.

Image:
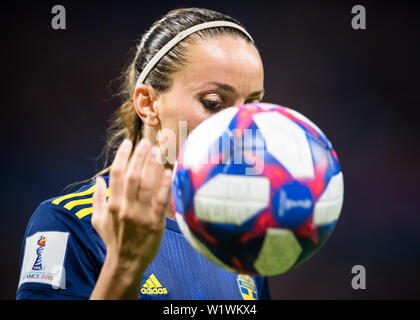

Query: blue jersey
left=16, top=178, right=270, bottom=300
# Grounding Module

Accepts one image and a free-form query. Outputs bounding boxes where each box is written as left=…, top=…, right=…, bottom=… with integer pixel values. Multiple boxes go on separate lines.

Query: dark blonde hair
left=95, top=8, right=254, bottom=179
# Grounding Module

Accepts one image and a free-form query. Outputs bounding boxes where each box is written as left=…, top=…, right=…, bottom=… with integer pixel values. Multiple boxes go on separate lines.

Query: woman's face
left=150, top=36, right=264, bottom=165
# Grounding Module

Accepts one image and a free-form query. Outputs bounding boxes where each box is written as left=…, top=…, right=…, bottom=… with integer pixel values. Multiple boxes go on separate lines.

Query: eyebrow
left=205, top=82, right=265, bottom=99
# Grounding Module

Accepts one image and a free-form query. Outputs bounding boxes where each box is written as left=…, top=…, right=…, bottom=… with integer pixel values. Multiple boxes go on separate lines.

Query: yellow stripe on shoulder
left=73, top=188, right=110, bottom=219
left=64, top=188, right=110, bottom=210
left=52, top=183, right=110, bottom=220
left=52, top=184, right=97, bottom=205
left=75, top=207, right=94, bottom=219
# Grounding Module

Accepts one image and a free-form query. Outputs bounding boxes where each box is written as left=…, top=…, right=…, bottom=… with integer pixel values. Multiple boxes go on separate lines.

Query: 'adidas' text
left=141, top=274, right=168, bottom=295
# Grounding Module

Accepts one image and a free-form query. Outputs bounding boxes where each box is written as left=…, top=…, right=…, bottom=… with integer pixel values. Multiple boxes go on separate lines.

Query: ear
left=133, top=83, right=160, bottom=127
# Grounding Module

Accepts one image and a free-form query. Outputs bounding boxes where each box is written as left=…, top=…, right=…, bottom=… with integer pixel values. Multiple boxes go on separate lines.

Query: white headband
left=134, top=20, right=254, bottom=89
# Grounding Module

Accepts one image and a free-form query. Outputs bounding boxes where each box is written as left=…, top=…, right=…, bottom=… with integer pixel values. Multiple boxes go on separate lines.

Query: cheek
left=157, top=96, right=210, bottom=154
left=161, top=99, right=209, bottom=134
left=185, top=109, right=210, bottom=134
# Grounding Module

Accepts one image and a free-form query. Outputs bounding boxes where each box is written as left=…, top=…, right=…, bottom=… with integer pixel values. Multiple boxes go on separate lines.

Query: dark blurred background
left=1, top=0, right=419, bottom=299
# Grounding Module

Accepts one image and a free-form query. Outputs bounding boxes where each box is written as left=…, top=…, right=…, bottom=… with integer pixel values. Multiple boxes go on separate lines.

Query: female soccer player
left=17, top=7, right=269, bottom=300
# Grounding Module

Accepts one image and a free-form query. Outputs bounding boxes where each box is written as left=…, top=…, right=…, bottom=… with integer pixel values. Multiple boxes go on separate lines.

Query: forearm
left=90, top=256, right=145, bottom=300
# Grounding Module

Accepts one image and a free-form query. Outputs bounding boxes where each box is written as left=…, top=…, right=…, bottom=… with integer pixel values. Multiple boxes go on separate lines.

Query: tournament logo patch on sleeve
left=18, top=231, right=69, bottom=289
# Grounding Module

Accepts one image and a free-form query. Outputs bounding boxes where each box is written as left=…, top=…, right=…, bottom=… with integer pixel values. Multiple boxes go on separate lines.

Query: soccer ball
left=172, top=103, right=344, bottom=276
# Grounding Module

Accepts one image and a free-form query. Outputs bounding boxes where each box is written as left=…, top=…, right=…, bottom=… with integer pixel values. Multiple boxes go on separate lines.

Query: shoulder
left=29, top=177, right=110, bottom=230
left=17, top=177, right=110, bottom=299
left=21, top=177, right=111, bottom=265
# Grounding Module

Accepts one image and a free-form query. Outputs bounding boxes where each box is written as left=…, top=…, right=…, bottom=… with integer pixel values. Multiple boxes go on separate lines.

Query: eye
left=201, top=99, right=222, bottom=111
left=200, top=94, right=225, bottom=113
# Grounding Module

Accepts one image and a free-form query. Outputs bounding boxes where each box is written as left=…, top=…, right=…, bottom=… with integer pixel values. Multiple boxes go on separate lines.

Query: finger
left=108, top=139, right=132, bottom=214
left=92, top=176, right=108, bottom=227
left=152, top=169, right=173, bottom=218
left=139, top=146, right=164, bottom=202
left=124, top=138, right=151, bottom=201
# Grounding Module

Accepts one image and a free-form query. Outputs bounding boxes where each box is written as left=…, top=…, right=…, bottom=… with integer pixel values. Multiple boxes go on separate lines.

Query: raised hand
left=90, top=138, right=172, bottom=299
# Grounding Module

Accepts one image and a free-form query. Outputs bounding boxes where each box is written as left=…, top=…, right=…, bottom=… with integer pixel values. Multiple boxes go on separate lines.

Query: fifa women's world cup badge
left=32, top=235, right=47, bottom=270
left=18, top=231, right=68, bottom=289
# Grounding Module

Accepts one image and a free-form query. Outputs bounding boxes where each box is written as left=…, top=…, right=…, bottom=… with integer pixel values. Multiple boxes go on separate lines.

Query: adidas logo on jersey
left=141, top=274, right=168, bottom=295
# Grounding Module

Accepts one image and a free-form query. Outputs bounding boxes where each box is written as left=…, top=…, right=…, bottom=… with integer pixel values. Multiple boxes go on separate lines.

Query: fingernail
left=165, top=169, right=172, bottom=177
left=121, top=139, right=132, bottom=149
left=139, top=138, right=150, bottom=149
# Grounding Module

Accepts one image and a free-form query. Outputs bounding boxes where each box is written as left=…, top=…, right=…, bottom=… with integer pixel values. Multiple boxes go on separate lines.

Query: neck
left=143, top=125, right=176, bottom=220
left=165, top=197, right=176, bottom=220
